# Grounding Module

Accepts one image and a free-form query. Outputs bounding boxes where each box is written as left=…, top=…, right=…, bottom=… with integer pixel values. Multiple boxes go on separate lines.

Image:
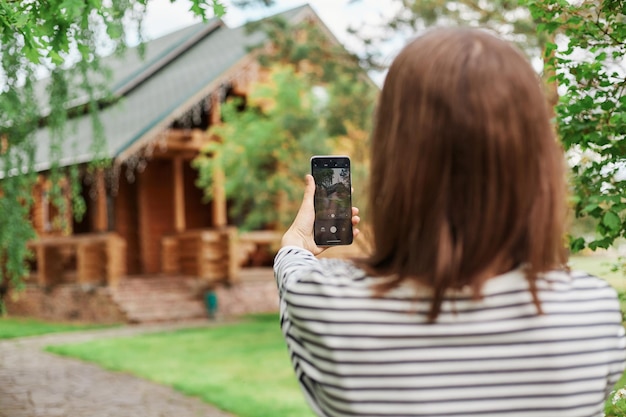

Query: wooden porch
left=161, top=228, right=280, bottom=284
left=27, top=233, right=127, bottom=288
left=26, top=228, right=280, bottom=288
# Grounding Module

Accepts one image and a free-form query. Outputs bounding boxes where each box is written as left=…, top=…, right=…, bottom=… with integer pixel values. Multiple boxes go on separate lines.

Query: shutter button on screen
left=330, top=226, right=337, bottom=233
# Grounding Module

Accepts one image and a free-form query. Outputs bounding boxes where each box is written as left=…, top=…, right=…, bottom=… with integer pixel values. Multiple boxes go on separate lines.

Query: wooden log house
left=10, top=5, right=344, bottom=322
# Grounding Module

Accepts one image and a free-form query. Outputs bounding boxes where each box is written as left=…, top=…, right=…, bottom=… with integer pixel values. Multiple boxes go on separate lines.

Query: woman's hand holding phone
left=281, top=175, right=360, bottom=255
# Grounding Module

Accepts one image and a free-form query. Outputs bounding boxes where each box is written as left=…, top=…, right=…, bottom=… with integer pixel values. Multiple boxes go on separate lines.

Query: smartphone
left=311, top=155, right=353, bottom=246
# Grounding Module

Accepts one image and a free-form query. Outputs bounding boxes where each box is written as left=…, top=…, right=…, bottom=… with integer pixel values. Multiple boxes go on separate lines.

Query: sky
left=141, top=0, right=405, bottom=75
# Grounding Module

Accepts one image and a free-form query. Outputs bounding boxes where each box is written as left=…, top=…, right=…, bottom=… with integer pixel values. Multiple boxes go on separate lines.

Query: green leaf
left=22, top=44, right=41, bottom=64
left=544, top=41, right=557, bottom=58
left=48, top=50, right=64, bottom=66
left=581, top=203, right=599, bottom=214
left=12, top=13, right=28, bottom=29
left=589, top=238, right=613, bottom=251
left=59, top=0, right=84, bottom=19
left=106, top=23, right=123, bottom=40
left=602, top=210, right=621, bottom=232
left=189, top=1, right=207, bottom=18
left=212, top=0, right=227, bottom=16
left=569, top=237, right=586, bottom=253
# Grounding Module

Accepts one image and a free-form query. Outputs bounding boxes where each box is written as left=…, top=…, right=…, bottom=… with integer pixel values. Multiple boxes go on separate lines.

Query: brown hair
left=364, top=28, right=568, bottom=321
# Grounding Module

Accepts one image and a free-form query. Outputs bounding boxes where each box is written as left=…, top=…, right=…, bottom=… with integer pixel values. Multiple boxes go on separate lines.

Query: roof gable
left=31, top=4, right=329, bottom=171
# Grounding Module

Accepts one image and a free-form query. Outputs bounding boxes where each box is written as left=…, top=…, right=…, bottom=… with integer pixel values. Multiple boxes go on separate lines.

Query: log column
left=94, top=169, right=108, bottom=232
left=210, top=93, right=227, bottom=227
left=212, top=164, right=227, bottom=227
left=174, top=156, right=186, bottom=232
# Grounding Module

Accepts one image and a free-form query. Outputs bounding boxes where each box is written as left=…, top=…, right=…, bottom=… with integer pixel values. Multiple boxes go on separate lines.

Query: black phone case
left=311, top=156, right=353, bottom=246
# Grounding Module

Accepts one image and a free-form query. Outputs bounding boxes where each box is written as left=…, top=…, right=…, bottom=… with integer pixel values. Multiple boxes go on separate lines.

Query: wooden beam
left=212, top=161, right=227, bottom=227
left=36, top=245, right=46, bottom=286
left=161, top=128, right=211, bottom=153
left=31, top=176, right=45, bottom=235
left=174, top=157, right=186, bottom=232
left=210, top=93, right=221, bottom=125
left=226, top=226, right=240, bottom=283
left=150, top=148, right=198, bottom=160
left=94, top=169, right=108, bottom=232
left=209, top=94, right=228, bottom=227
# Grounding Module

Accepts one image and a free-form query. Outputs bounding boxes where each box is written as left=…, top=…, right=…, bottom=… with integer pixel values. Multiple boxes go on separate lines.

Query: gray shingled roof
left=33, top=4, right=311, bottom=171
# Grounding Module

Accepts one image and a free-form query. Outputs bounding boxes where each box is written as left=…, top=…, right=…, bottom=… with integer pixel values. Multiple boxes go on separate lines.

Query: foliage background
left=194, top=17, right=376, bottom=231
left=528, top=0, right=626, bottom=256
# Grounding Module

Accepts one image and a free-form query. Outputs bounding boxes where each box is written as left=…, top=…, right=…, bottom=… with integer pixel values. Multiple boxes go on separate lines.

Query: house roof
left=32, top=4, right=315, bottom=172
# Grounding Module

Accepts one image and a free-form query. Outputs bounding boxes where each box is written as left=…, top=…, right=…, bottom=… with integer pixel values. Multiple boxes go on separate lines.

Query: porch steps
left=110, top=277, right=207, bottom=323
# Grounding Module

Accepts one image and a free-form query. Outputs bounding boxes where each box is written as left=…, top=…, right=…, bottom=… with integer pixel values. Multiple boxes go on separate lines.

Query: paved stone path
left=0, top=320, right=236, bottom=417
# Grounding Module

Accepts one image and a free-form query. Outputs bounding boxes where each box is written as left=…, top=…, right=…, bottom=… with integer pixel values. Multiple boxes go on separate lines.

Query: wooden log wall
left=31, top=176, right=46, bottom=235
left=198, top=229, right=230, bottom=281
left=30, top=175, right=73, bottom=237
left=137, top=159, right=175, bottom=274
left=106, top=234, right=127, bottom=287
left=93, top=168, right=108, bottom=232
left=76, top=241, right=105, bottom=284
left=113, top=166, right=141, bottom=275
left=161, top=236, right=179, bottom=275
left=183, top=162, right=213, bottom=229
left=161, top=228, right=237, bottom=283
left=28, top=233, right=127, bottom=287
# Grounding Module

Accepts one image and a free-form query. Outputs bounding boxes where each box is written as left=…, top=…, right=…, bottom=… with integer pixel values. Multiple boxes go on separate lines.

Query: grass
left=569, top=255, right=626, bottom=290
left=47, top=314, right=314, bottom=417
left=0, top=316, right=114, bottom=340
left=569, top=255, right=626, bottom=316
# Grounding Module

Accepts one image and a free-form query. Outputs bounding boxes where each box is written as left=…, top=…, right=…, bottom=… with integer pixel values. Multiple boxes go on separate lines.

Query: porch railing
left=28, top=232, right=127, bottom=288
left=161, top=228, right=281, bottom=283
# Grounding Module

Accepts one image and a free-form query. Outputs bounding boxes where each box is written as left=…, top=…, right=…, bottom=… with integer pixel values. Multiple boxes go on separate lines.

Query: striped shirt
left=274, top=246, right=626, bottom=417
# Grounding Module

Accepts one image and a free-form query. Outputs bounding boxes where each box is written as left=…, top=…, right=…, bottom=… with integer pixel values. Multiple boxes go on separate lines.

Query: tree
left=194, top=17, right=376, bottom=231
left=0, top=0, right=259, bottom=301
left=528, top=0, right=626, bottom=254
left=350, top=0, right=567, bottom=148
left=194, top=65, right=332, bottom=229
left=351, top=1, right=545, bottom=68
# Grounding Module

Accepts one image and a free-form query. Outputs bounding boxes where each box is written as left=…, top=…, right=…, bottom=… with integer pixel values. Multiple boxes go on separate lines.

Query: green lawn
left=570, top=255, right=626, bottom=317
left=0, top=317, right=113, bottom=340
left=47, top=314, right=314, bottom=417
left=569, top=255, right=626, bottom=290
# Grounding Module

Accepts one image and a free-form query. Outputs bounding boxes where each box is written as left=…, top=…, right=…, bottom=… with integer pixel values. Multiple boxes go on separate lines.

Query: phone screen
left=311, top=156, right=353, bottom=246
